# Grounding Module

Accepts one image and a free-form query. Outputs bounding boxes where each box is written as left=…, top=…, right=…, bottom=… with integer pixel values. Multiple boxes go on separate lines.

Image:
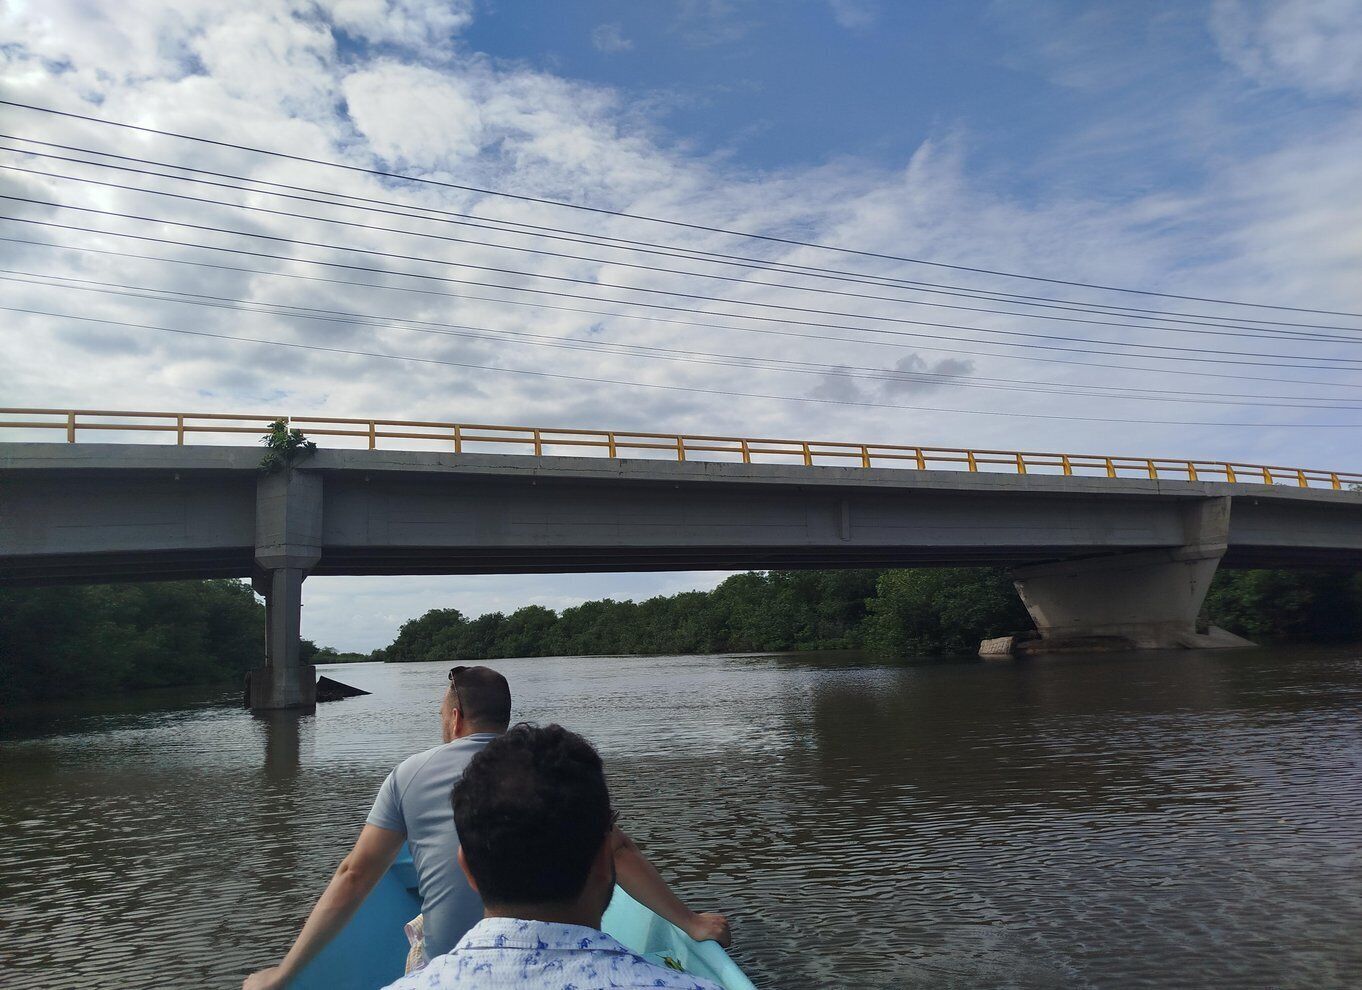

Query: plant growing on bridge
left=259, top=418, right=317, bottom=474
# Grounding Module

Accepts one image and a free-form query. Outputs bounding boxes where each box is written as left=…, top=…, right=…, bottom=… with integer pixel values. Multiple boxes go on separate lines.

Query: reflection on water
left=2, top=647, right=1361, bottom=988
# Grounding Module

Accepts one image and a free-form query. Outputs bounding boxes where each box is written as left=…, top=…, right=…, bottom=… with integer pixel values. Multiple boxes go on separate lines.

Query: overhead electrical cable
left=5, top=217, right=1361, bottom=376
left=4, top=98, right=1361, bottom=319
left=6, top=200, right=1362, bottom=367
left=3, top=159, right=1355, bottom=346
left=9, top=269, right=1357, bottom=410
left=2, top=144, right=1356, bottom=336
left=5, top=135, right=1356, bottom=336
left=7, top=303, right=1357, bottom=427
left=11, top=233, right=1362, bottom=393
left=4, top=136, right=1359, bottom=336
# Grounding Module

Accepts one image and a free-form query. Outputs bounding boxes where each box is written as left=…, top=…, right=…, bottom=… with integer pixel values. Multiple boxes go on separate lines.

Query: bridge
left=3, top=409, right=1360, bottom=710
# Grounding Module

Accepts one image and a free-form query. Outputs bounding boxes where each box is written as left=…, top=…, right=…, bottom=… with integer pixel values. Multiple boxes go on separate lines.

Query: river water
left=2, top=647, right=1361, bottom=989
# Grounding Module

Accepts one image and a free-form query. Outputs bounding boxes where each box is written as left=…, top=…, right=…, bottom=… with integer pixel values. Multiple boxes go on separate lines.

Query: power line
left=13, top=232, right=1362, bottom=393
left=3, top=139, right=1357, bottom=335
left=7, top=200, right=1362, bottom=368
left=6, top=218, right=1362, bottom=376
left=5, top=157, right=1356, bottom=347
left=9, top=269, right=1358, bottom=410
left=6, top=303, right=1356, bottom=427
left=5, top=98, right=1361, bottom=318
left=7, top=133, right=1257, bottom=327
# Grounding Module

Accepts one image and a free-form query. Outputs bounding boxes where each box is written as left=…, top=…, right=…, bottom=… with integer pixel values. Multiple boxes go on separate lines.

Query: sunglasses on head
left=448, top=666, right=468, bottom=710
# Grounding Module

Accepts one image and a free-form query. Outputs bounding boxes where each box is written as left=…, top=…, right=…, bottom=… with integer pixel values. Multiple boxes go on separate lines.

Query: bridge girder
left=3, top=444, right=1360, bottom=709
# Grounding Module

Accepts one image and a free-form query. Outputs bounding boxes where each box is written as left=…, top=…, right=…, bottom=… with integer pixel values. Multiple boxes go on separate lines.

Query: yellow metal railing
left=1, top=407, right=1358, bottom=491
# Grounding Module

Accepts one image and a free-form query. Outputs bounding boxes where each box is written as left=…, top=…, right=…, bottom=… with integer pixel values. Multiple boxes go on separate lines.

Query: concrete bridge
left=3, top=435, right=1359, bottom=711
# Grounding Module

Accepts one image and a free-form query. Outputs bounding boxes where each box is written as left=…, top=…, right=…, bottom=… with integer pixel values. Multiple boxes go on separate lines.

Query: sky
left=2, top=0, right=1361, bottom=650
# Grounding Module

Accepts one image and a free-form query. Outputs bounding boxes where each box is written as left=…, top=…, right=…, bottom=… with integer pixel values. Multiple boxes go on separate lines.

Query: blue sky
left=2, top=0, right=1361, bottom=649
left=458, top=2, right=1349, bottom=203
left=462, top=3, right=1026, bottom=172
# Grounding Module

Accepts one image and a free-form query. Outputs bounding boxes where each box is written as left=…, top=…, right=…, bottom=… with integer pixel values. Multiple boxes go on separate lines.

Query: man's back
left=366, top=732, right=498, bottom=957
left=383, top=917, right=723, bottom=990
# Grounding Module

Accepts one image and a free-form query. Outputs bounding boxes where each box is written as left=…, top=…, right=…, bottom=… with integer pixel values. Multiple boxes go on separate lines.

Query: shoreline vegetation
left=2, top=568, right=1359, bottom=705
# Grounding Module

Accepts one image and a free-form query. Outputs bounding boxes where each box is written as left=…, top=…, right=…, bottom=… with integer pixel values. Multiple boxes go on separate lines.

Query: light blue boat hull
left=292, top=847, right=755, bottom=989
left=600, top=886, right=756, bottom=990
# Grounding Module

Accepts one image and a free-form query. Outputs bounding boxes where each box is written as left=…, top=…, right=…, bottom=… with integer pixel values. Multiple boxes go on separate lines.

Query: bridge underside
left=5, top=542, right=1358, bottom=586
left=0, top=548, right=255, bottom=585
left=3, top=443, right=1359, bottom=710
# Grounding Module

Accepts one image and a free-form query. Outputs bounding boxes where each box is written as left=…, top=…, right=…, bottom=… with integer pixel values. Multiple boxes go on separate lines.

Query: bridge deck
left=2, top=443, right=1360, bottom=584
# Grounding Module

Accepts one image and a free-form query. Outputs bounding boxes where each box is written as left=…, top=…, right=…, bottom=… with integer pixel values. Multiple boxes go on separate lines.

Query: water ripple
left=1, top=647, right=1361, bottom=987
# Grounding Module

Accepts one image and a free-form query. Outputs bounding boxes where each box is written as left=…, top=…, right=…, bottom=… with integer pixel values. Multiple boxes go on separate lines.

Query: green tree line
left=3, top=569, right=1359, bottom=704
left=0, top=580, right=339, bottom=706
left=374, top=567, right=1362, bottom=664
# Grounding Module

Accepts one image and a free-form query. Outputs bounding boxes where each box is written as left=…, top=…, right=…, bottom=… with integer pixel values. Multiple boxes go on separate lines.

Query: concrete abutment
left=1001, top=496, right=1254, bottom=655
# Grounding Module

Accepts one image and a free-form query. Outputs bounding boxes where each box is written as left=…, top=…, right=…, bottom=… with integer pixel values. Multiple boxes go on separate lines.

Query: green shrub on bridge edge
left=259, top=419, right=317, bottom=474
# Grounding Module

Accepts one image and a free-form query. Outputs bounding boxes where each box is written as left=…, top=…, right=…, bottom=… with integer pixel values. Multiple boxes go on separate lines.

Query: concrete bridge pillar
left=1010, top=496, right=1253, bottom=651
left=246, top=470, right=322, bottom=712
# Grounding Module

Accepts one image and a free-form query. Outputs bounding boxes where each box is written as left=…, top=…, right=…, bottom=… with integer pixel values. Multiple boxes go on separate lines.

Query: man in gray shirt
left=365, top=666, right=513, bottom=959
left=243, top=666, right=728, bottom=990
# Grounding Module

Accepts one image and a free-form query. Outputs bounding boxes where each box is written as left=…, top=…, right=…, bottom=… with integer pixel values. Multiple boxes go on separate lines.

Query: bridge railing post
left=6, top=407, right=1359, bottom=494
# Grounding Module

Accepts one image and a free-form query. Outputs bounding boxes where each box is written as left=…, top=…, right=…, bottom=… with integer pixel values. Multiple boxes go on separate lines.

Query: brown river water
left=2, top=647, right=1361, bottom=989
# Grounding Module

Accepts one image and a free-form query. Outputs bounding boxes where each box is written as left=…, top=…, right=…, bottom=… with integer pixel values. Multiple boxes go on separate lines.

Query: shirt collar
left=456, top=917, right=632, bottom=955
left=447, top=732, right=498, bottom=749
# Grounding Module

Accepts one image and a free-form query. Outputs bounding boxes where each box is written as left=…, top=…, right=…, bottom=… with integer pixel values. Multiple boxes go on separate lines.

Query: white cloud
left=330, top=0, right=474, bottom=56
left=2, top=0, right=1361, bottom=645
left=829, top=0, right=879, bottom=31
left=342, top=62, right=484, bottom=167
left=1211, top=0, right=1362, bottom=96
left=188, top=9, right=338, bottom=113
left=591, top=22, right=634, bottom=54
left=672, top=0, right=758, bottom=47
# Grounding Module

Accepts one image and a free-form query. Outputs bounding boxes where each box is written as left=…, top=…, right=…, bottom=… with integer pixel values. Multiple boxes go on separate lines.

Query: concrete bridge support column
left=247, top=470, right=322, bottom=712
left=1011, top=496, right=1253, bottom=651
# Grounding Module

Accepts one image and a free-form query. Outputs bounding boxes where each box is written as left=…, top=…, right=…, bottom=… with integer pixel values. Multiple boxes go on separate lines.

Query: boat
left=598, top=886, right=756, bottom=990
left=292, top=845, right=757, bottom=989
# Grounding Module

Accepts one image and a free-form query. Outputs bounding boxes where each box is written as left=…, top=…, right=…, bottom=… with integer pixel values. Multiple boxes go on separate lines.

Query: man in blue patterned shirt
left=381, top=723, right=724, bottom=990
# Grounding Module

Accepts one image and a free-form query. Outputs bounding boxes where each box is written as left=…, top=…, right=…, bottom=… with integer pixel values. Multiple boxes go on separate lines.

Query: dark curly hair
left=452, top=723, right=613, bottom=906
